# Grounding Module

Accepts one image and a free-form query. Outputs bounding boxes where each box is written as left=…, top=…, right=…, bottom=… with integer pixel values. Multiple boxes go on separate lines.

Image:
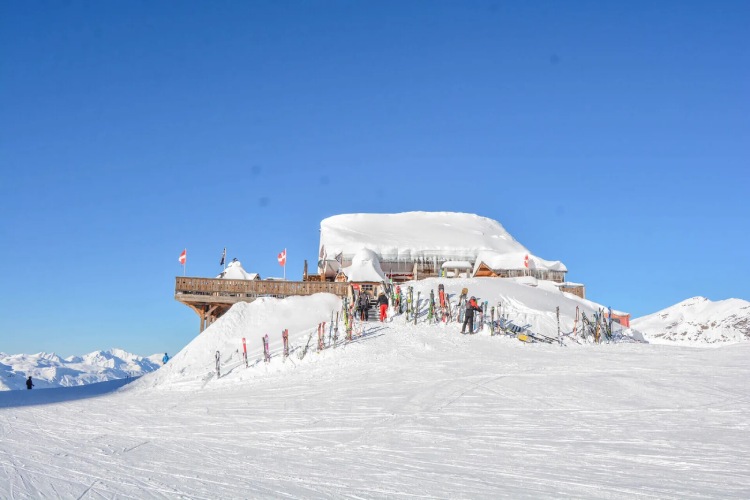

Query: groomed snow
left=1, top=317, right=748, bottom=498
left=2, top=280, right=748, bottom=497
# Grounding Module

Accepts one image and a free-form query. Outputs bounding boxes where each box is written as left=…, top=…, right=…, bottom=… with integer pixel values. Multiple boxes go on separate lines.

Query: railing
left=175, top=277, right=349, bottom=299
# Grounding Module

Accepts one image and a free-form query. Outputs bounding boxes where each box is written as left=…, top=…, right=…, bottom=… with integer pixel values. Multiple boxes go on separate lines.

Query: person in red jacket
left=377, top=292, right=389, bottom=322
left=461, top=296, right=482, bottom=334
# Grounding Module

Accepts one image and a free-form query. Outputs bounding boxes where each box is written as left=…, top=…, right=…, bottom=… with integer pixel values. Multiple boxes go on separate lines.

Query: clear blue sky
left=1, top=1, right=748, bottom=357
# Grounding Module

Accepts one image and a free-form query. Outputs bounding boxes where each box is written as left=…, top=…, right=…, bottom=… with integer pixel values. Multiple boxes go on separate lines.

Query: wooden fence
left=175, top=277, right=350, bottom=299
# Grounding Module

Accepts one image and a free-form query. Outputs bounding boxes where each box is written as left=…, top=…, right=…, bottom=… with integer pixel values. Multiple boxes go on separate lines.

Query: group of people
left=354, top=291, right=390, bottom=322
left=359, top=287, right=482, bottom=328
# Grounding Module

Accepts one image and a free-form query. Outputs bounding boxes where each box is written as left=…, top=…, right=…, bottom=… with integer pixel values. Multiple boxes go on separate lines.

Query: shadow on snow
left=0, top=377, right=138, bottom=409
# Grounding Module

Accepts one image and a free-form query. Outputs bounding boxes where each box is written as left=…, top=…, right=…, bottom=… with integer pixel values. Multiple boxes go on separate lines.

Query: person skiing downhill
left=461, top=296, right=482, bottom=334
left=377, top=292, right=389, bottom=322
left=26, top=376, right=34, bottom=390
left=162, top=353, right=169, bottom=364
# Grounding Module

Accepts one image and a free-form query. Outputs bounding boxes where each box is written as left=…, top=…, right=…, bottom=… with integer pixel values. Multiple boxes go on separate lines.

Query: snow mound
left=342, top=248, right=387, bottom=282
left=130, top=293, right=342, bottom=391
left=217, top=259, right=258, bottom=280
left=401, top=277, right=636, bottom=341
left=632, top=296, right=750, bottom=345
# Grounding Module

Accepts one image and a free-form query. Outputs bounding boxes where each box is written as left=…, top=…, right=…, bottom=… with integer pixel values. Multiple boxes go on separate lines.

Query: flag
left=277, top=249, right=287, bottom=266
left=220, top=248, right=226, bottom=266
left=523, top=254, right=529, bottom=268
left=179, top=249, right=187, bottom=265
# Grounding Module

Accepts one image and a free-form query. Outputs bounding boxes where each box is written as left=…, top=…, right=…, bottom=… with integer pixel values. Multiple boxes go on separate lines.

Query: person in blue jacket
left=162, top=353, right=170, bottom=364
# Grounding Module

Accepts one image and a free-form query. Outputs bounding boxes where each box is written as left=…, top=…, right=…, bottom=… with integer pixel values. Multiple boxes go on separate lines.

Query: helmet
left=471, top=296, right=476, bottom=300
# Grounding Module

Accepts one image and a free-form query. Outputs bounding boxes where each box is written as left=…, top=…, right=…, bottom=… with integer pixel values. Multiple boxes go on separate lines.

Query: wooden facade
left=175, top=277, right=350, bottom=332
left=557, top=283, right=586, bottom=299
left=473, top=263, right=498, bottom=278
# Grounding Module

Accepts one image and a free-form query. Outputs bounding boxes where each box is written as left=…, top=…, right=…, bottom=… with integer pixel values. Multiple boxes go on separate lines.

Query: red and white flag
left=277, top=249, right=287, bottom=266
left=179, top=249, right=187, bottom=265
left=523, top=254, right=529, bottom=268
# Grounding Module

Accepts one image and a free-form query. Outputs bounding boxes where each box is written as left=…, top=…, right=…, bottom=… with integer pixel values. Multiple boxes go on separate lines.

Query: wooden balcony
left=175, top=277, right=350, bottom=332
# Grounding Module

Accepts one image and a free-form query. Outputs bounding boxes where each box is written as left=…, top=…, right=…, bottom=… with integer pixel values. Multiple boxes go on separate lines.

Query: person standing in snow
left=162, top=353, right=170, bottom=364
left=377, top=292, right=389, bottom=322
left=358, top=292, right=370, bottom=321
left=26, top=376, right=34, bottom=390
left=461, top=296, right=482, bottom=334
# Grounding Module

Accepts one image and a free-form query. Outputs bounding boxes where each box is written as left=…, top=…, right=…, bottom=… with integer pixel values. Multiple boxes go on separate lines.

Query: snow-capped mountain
left=0, top=348, right=163, bottom=391
left=632, top=296, right=750, bottom=345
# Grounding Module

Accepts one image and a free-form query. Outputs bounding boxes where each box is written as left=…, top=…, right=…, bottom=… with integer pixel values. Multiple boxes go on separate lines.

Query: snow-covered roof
left=472, top=250, right=567, bottom=274
left=216, top=260, right=259, bottom=280
left=554, top=282, right=585, bottom=288
left=320, top=212, right=530, bottom=262
left=340, top=248, right=387, bottom=282
left=442, top=261, right=473, bottom=269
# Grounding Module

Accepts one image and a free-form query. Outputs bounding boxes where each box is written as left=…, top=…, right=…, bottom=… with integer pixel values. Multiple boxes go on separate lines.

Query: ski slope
left=1, top=285, right=748, bottom=498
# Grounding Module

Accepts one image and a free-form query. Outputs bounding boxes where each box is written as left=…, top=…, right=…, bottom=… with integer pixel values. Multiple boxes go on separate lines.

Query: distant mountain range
left=0, top=348, right=162, bottom=391
left=632, top=297, right=750, bottom=344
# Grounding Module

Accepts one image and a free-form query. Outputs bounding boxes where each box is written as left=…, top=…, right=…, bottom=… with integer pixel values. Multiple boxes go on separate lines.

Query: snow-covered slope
left=133, top=278, right=640, bottom=392
left=133, top=293, right=342, bottom=391
left=2, top=296, right=749, bottom=498
left=632, top=296, right=750, bottom=345
left=0, top=349, right=161, bottom=391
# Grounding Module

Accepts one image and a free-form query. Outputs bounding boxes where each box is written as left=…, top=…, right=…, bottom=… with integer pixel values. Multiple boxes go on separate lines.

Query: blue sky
left=1, top=1, right=748, bottom=357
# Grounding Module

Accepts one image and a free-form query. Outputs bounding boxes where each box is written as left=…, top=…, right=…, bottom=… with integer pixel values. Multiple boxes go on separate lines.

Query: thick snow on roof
left=341, top=248, right=386, bottom=282
left=473, top=250, right=568, bottom=273
left=320, top=212, right=531, bottom=262
left=216, top=260, right=258, bottom=280
left=442, top=261, right=473, bottom=269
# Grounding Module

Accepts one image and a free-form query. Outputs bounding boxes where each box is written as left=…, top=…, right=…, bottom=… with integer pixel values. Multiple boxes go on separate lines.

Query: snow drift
left=132, top=293, right=342, bottom=391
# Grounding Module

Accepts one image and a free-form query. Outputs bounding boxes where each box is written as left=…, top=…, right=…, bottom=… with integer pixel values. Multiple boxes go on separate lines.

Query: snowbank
left=341, top=248, right=387, bottom=282
left=216, top=259, right=258, bottom=280
left=131, top=293, right=342, bottom=391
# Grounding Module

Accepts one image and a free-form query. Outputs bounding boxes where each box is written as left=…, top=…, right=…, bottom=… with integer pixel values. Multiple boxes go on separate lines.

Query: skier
left=461, top=296, right=482, bottom=334
left=358, top=292, right=370, bottom=321
left=162, top=352, right=169, bottom=364
left=377, top=291, right=389, bottom=322
left=26, top=376, right=34, bottom=390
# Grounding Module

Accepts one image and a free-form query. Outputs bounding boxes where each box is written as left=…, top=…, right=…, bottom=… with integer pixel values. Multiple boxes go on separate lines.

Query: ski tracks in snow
left=1, top=326, right=749, bottom=498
